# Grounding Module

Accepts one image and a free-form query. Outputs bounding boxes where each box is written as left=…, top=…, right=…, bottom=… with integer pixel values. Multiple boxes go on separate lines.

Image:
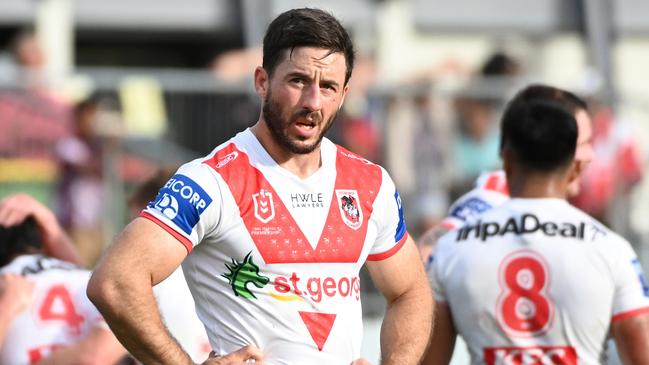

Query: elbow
left=86, top=271, right=121, bottom=313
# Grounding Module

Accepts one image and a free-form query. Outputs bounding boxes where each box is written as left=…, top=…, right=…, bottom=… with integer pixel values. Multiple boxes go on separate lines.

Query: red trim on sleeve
left=612, top=306, right=649, bottom=323
left=139, top=212, right=193, bottom=254
left=367, top=231, right=409, bottom=261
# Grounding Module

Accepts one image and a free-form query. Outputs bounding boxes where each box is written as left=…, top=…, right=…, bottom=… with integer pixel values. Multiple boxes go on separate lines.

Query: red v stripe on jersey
left=204, top=143, right=382, bottom=264
left=298, top=311, right=336, bottom=351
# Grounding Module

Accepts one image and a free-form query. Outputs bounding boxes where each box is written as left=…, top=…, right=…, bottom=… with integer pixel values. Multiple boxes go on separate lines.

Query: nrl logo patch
left=252, top=189, right=275, bottom=223
left=336, top=189, right=362, bottom=230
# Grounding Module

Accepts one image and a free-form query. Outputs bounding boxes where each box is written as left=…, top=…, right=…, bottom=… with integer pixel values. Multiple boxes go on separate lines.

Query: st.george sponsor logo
left=221, top=253, right=360, bottom=303
left=273, top=273, right=360, bottom=303
left=150, top=174, right=212, bottom=234
left=484, top=346, right=577, bottom=365
left=456, top=213, right=592, bottom=242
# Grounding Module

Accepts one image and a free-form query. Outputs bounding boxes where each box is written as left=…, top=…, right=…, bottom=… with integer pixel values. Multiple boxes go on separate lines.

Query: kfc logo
left=484, top=346, right=577, bottom=365
left=336, top=190, right=362, bottom=230
left=253, top=189, right=275, bottom=223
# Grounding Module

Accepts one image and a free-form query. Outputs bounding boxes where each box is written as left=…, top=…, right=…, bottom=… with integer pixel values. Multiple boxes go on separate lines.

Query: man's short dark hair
left=500, top=88, right=579, bottom=172
left=0, top=217, right=43, bottom=267
left=262, top=8, right=355, bottom=85
left=510, top=84, right=588, bottom=115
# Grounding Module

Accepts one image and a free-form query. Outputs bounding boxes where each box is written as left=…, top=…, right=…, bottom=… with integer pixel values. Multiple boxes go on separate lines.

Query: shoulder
left=335, top=144, right=380, bottom=169
left=445, top=186, right=509, bottom=227
left=334, top=143, right=387, bottom=184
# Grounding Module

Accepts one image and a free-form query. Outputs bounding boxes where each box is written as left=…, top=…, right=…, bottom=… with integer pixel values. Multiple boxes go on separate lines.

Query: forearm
left=380, top=285, right=434, bottom=365
left=42, top=229, right=82, bottom=265
left=31, top=199, right=82, bottom=265
left=88, top=273, right=192, bottom=364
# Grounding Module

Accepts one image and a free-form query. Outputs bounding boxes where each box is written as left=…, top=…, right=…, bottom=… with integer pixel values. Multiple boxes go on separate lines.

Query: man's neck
left=507, top=172, right=569, bottom=200
left=250, top=121, right=322, bottom=179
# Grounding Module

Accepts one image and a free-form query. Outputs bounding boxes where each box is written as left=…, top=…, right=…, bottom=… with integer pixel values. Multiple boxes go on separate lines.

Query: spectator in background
left=55, top=95, right=104, bottom=268
left=0, top=30, right=71, bottom=160
left=449, top=52, right=521, bottom=197
left=0, top=194, right=126, bottom=364
left=480, top=52, right=520, bottom=78
left=410, top=87, right=450, bottom=235
left=450, top=89, right=501, bottom=192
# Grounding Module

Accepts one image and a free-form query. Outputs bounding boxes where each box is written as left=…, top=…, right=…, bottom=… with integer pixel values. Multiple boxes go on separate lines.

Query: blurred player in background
left=423, top=86, right=649, bottom=364
left=418, top=85, right=594, bottom=264
left=89, top=7, right=431, bottom=365
left=0, top=194, right=126, bottom=364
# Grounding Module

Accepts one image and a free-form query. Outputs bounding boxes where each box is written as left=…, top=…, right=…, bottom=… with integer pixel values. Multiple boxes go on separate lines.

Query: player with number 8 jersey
left=424, top=85, right=649, bottom=364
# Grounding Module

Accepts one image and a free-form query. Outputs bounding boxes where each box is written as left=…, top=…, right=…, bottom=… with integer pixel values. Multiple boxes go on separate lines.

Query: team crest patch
left=252, top=189, right=275, bottom=223
left=336, top=190, right=363, bottom=230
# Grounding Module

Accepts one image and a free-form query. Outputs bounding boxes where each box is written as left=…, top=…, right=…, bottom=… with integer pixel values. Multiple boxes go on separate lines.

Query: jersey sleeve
left=366, top=167, right=408, bottom=261
left=609, top=237, right=649, bottom=322
left=140, top=160, right=222, bottom=253
left=440, top=187, right=510, bottom=230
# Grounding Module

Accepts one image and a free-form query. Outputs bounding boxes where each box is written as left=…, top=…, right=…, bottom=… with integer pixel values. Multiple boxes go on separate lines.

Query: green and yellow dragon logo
left=222, top=252, right=269, bottom=299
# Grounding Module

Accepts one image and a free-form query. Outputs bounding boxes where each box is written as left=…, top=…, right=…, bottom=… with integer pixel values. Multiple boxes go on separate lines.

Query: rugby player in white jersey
left=0, top=194, right=126, bottom=364
left=423, top=86, right=649, bottom=364
left=418, top=85, right=595, bottom=268
left=88, top=8, right=432, bottom=365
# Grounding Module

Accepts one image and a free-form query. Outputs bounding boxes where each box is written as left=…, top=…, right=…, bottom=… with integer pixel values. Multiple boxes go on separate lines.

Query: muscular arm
left=87, top=217, right=192, bottom=364
left=366, top=236, right=434, bottom=365
left=36, top=327, right=127, bottom=365
left=421, top=301, right=457, bottom=365
left=611, top=312, right=649, bottom=365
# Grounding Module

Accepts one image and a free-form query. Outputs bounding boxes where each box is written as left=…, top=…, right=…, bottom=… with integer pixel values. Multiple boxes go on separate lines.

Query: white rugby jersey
left=0, top=255, right=106, bottom=365
left=430, top=198, right=649, bottom=365
left=141, top=129, right=408, bottom=364
left=439, top=170, right=509, bottom=231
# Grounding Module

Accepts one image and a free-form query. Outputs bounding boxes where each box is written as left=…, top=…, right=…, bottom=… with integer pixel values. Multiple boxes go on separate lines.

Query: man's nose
left=301, top=84, right=322, bottom=112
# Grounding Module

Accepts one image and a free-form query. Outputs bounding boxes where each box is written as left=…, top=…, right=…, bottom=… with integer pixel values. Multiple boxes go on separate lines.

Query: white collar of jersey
left=237, top=128, right=336, bottom=183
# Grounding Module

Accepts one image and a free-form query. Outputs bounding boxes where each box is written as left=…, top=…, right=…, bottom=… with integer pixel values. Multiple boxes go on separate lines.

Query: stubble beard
left=262, top=91, right=337, bottom=155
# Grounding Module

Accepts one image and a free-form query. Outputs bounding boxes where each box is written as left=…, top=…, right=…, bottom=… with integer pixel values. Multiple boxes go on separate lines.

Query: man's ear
left=254, top=67, right=269, bottom=98
left=566, top=159, right=584, bottom=196
left=339, top=84, right=350, bottom=110
left=501, top=147, right=512, bottom=177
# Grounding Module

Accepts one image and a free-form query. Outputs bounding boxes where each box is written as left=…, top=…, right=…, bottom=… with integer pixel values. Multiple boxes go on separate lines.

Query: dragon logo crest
left=222, top=252, right=269, bottom=299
